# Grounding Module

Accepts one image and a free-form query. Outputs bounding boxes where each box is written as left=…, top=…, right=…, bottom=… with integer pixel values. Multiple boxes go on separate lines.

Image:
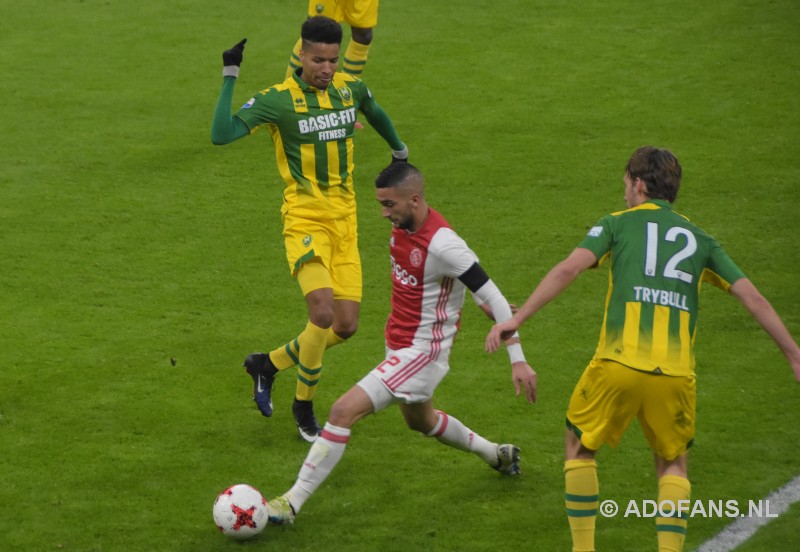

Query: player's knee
left=306, top=295, right=334, bottom=328
left=327, top=400, right=349, bottom=426
left=332, top=320, right=358, bottom=340
left=350, top=26, right=373, bottom=45
left=308, top=310, right=333, bottom=329
left=328, top=396, right=359, bottom=427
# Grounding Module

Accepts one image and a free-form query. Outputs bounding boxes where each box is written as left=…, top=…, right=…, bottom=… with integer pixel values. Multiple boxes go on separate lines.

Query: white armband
left=506, top=342, right=526, bottom=364
left=222, top=66, right=240, bottom=78
left=392, top=144, right=409, bottom=160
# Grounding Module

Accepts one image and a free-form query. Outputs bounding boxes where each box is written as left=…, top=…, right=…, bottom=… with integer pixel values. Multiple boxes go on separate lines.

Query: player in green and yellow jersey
left=211, top=16, right=408, bottom=443
left=486, top=146, right=800, bottom=552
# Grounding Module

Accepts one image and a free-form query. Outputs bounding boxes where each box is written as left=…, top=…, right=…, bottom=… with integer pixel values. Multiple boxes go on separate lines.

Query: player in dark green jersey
left=211, top=16, right=408, bottom=442
left=487, top=146, right=800, bottom=552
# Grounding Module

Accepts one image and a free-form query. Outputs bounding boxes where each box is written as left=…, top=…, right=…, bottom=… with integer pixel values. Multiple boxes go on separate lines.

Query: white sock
left=426, top=410, right=498, bottom=465
left=285, top=422, right=350, bottom=513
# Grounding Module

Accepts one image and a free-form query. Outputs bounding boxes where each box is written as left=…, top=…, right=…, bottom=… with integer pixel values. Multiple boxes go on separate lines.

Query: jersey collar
left=645, top=199, right=674, bottom=210
left=292, top=69, right=331, bottom=93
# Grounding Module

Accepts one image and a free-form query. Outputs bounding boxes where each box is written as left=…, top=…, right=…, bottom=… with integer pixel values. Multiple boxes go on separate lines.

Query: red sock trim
left=433, top=411, right=449, bottom=437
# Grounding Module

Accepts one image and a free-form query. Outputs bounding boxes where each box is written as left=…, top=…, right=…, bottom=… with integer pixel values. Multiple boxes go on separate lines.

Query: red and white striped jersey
left=385, top=208, right=478, bottom=363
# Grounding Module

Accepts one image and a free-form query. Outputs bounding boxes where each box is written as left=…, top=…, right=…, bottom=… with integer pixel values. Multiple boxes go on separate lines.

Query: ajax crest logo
left=338, top=86, right=352, bottom=103
left=303, top=235, right=313, bottom=247
left=410, top=248, right=423, bottom=267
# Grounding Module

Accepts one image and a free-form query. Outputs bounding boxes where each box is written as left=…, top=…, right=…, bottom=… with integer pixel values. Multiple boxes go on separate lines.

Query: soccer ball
left=212, top=484, right=269, bottom=539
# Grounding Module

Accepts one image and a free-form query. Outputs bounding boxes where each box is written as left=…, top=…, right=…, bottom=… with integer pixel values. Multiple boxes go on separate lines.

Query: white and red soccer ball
left=212, top=484, right=269, bottom=539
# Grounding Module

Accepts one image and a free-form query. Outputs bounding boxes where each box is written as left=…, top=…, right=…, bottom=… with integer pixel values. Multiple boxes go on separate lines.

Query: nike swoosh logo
left=256, top=375, right=265, bottom=393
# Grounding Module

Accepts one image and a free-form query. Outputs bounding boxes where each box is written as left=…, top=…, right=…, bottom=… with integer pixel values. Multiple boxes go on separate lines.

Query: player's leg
left=251, top=290, right=358, bottom=379
left=268, top=384, right=375, bottom=524
left=563, top=359, right=641, bottom=552
left=342, top=26, right=372, bottom=76
left=244, top=215, right=345, bottom=434
left=290, top=214, right=363, bottom=440
left=291, top=264, right=337, bottom=442
left=653, top=453, right=690, bottom=552
left=341, top=0, right=378, bottom=75
left=564, top=428, right=599, bottom=552
left=285, top=37, right=303, bottom=80
left=400, top=401, right=520, bottom=474
left=640, top=374, right=695, bottom=552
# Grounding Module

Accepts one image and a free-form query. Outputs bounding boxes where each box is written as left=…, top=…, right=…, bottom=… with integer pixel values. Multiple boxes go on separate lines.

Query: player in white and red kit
left=265, top=163, right=537, bottom=524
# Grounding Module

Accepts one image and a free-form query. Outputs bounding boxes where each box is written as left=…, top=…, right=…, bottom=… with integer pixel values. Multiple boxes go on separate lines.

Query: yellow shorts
left=282, top=212, right=362, bottom=301
left=566, top=358, right=696, bottom=461
left=307, top=0, right=379, bottom=28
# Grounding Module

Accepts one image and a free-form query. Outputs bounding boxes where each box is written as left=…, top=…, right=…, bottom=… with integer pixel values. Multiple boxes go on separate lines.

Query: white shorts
left=356, top=347, right=449, bottom=412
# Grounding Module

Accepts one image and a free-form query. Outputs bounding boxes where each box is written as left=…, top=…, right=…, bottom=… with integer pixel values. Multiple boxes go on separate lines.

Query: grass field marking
left=695, top=474, right=800, bottom=552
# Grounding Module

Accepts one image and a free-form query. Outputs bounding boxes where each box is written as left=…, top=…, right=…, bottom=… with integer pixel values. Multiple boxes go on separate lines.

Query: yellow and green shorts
left=282, top=212, right=362, bottom=301
left=307, top=0, right=379, bottom=28
left=566, top=358, right=696, bottom=461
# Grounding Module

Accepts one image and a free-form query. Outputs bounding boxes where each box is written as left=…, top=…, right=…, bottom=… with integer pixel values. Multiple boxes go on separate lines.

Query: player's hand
left=512, top=361, right=537, bottom=403
left=486, top=319, right=520, bottom=353
left=223, top=38, right=247, bottom=67
left=391, top=144, right=409, bottom=164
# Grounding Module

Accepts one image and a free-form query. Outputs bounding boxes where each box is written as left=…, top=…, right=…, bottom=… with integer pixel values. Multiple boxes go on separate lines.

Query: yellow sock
left=342, top=40, right=369, bottom=75
left=564, top=459, right=598, bottom=552
left=268, top=328, right=346, bottom=372
left=268, top=338, right=300, bottom=371
left=295, top=320, right=328, bottom=401
left=285, top=38, right=302, bottom=79
left=656, top=475, right=690, bottom=552
left=326, top=328, right=346, bottom=348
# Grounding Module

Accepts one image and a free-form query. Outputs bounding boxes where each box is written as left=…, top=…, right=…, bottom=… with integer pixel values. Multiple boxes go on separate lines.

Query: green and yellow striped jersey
left=578, top=200, right=746, bottom=376
left=234, top=72, right=372, bottom=221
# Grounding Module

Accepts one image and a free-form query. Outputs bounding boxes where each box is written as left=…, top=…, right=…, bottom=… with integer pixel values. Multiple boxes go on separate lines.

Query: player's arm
left=211, top=39, right=251, bottom=145
left=459, top=263, right=537, bottom=403
left=730, top=278, right=800, bottom=381
left=486, top=247, right=597, bottom=352
left=358, top=92, right=408, bottom=162
left=472, top=292, right=518, bottom=320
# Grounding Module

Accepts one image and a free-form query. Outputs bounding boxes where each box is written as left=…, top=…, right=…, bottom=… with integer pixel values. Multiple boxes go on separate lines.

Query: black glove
left=222, top=39, right=247, bottom=67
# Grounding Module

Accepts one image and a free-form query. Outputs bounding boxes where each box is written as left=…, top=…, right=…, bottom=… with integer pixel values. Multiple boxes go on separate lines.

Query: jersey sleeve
left=700, top=240, right=746, bottom=291
left=577, top=214, right=613, bottom=263
left=233, top=88, right=282, bottom=131
left=351, top=78, right=375, bottom=112
left=429, top=228, right=479, bottom=278
left=354, top=79, right=405, bottom=151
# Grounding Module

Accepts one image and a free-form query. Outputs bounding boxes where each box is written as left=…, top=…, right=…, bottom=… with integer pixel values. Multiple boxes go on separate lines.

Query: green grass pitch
left=1, top=1, right=799, bottom=550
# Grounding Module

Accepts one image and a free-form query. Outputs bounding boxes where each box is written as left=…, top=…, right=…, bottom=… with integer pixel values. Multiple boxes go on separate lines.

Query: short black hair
left=301, top=15, right=343, bottom=45
left=375, top=163, right=422, bottom=189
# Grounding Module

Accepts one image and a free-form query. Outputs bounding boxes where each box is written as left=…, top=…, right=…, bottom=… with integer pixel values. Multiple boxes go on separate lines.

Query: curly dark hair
left=301, top=15, right=343, bottom=45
